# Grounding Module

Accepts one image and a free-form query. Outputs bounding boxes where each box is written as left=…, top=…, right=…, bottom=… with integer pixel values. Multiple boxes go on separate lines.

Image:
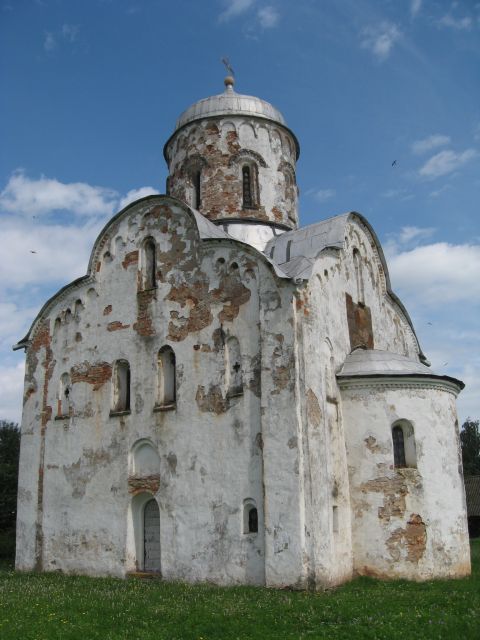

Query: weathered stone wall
left=16, top=196, right=306, bottom=586
left=165, top=116, right=298, bottom=229
left=295, top=216, right=455, bottom=586
left=340, top=381, right=470, bottom=579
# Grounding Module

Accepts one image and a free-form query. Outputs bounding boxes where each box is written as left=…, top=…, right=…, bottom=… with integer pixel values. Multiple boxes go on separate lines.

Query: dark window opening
left=286, top=239, right=292, bottom=262
left=392, top=425, right=406, bottom=467
left=248, top=507, right=258, bottom=533
left=242, top=165, right=253, bottom=208
left=144, top=239, right=157, bottom=290
left=193, top=170, right=201, bottom=209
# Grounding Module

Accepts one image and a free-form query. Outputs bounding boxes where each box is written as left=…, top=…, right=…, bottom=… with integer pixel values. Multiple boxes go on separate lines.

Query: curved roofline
left=347, top=212, right=428, bottom=363
left=13, top=194, right=290, bottom=351
left=163, top=114, right=300, bottom=164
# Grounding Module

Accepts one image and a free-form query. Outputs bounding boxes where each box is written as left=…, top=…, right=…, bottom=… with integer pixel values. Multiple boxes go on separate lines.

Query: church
left=14, top=75, right=470, bottom=588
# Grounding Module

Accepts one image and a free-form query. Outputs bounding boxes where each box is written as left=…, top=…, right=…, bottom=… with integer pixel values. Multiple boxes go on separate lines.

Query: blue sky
left=1, top=0, right=479, bottom=423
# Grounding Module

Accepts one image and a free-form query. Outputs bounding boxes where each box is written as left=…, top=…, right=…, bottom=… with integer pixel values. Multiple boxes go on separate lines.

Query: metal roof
left=175, top=83, right=286, bottom=131
left=263, top=213, right=350, bottom=276
left=337, top=349, right=436, bottom=377
left=336, top=348, right=464, bottom=390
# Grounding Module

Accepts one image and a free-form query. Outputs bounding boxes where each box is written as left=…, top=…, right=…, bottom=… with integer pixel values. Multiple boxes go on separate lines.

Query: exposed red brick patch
left=386, top=513, right=427, bottom=563
left=133, top=290, right=156, bottom=337
left=365, top=436, right=381, bottom=453
left=26, top=319, right=54, bottom=571
left=103, top=305, right=112, bottom=316
left=196, top=384, right=230, bottom=414
left=359, top=474, right=408, bottom=521
left=70, top=361, right=112, bottom=391
left=96, top=261, right=101, bottom=272
left=306, top=389, right=322, bottom=427
left=271, top=334, right=295, bottom=395
left=346, top=293, right=374, bottom=350
left=107, top=321, right=130, bottom=332
left=122, top=250, right=139, bottom=269
left=128, top=474, right=160, bottom=495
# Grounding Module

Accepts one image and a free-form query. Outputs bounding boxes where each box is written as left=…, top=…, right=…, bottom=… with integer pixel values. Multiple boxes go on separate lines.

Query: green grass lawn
left=0, top=541, right=479, bottom=640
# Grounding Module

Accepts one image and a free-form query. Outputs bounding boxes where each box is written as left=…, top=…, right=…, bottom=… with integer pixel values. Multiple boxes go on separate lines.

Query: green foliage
left=0, top=420, right=20, bottom=559
left=0, top=540, right=478, bottom=639
left=461, top=419, right=480, bottom=476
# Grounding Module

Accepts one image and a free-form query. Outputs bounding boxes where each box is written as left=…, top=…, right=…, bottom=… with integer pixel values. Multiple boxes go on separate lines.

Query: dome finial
left=221, top=56, right=235, bottom=91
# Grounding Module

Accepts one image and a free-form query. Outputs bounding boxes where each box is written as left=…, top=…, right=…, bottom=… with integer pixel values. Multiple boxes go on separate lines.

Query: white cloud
left=388, top=242, right=480, bottom=305
left=0, top=171, right=118, bottom=217
left=429, top=184, right=452, bottom=198
left=438, top=14, right=472, bottom=30
left=44, top=32, right=56, bottom=51
left=219, top=0, right=255, bottom=22
left=386, top=238, right=480, bottom=421
left=411, top=0, right=422, bottom=17
left=361, top=22, right=401, bottom=61
left=0, top=302, right=40, bottom=350
left=119, top=187, right=159, bottom=210
left=474, top=122, right=480, bottom=142
left=257, top=6, right=279, bottom=28
left=419, top=149, right=477, bottom=179
left=0, top=361, right=25, bottom=424
left=0, top=173, right=162, bottom=290
left=306, top=188, right=336, bottom=202
left=411, top=134, right=451, bottom=155
left=61, top=24, right=80, bottom=43
left=0, top=216, right=102, bottom=289
left=398, top=226, right=435, bottom=244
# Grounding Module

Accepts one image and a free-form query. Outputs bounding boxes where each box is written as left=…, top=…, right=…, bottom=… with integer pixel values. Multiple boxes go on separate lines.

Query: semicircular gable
left=14, top=195, right=209, bottom=350
left=346, top=212, right=425, bottom=362
left=14, top=195, right=289, bottom=350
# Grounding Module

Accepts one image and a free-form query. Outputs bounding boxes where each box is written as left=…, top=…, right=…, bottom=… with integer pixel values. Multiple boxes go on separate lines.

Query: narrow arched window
left=248, top=508, right=258, bottom=533
left=192, top=170, right=201, bottom=209
left=113, top=360, right=131, bottom=413
left=144, top=238, right=156, bottom=290
left=242, top=164, right=255, bottom=208
left=226, top=336, right=243, bottom=397
left=392, top=420, right=417, bottom=468
left=392, top=426, right=406, bottom=467
left=243, top=499, right=258, bottom=534
left=353, top=249, right=364, bottom=304
left=157, top=346, right=176, bottom=406
left=58, top=372, right=71, bottom=417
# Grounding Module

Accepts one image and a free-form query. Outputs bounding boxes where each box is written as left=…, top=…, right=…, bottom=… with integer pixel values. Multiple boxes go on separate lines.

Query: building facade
left=14, top=77, right=470, bottom=587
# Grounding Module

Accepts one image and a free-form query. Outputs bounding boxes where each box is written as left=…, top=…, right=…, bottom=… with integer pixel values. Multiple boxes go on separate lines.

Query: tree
left=0, top=420, right=20, bottom=532
left=460, top=418, right=480, bottom=476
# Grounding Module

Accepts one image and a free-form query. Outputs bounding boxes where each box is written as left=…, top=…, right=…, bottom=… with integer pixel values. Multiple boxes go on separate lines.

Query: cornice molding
left=337, top=375, right=461, bottom=397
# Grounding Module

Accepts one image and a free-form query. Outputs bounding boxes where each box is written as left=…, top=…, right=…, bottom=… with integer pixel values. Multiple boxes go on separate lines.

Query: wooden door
left=144, top=499, right=160, bottom=573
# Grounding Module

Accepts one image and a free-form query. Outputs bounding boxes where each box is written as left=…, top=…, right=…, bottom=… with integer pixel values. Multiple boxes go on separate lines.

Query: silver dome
left=175, top=83, right=286, bottom=131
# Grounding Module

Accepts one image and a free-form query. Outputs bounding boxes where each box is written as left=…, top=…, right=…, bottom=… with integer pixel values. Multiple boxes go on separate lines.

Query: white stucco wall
left=340, top=379, right=470, bottom=579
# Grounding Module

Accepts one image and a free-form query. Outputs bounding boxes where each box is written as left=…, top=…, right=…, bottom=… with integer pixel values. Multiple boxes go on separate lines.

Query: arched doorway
left=144, top=499, right=161, bottom=573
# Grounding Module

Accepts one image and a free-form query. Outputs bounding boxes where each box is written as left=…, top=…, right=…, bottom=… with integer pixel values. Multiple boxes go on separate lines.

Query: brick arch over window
left=228, top=148, right=268, bottom=168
